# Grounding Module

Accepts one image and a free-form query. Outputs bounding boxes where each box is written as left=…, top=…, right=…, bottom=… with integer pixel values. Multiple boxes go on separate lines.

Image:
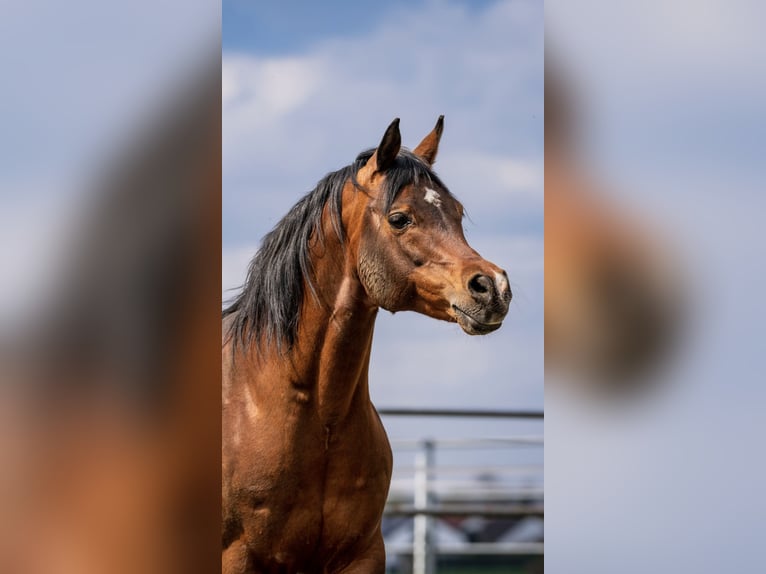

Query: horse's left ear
left=413, top=115, right=444, bottom=167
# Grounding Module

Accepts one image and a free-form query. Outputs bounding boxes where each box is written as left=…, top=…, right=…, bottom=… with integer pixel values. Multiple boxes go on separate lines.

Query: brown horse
left=222, top=117, right=512, bottom=573
left=545, top=63, right=682, bottom=390
left=0, top=63, right=221, bottom=574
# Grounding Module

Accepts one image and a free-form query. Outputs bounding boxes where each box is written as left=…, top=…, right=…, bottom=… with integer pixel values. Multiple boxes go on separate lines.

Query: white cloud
left=223, top=55, right=324, bottom=132
left=438, top=152, right=542, bottom=199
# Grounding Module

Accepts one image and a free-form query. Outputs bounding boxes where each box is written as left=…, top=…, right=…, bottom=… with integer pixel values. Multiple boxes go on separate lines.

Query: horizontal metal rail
left=386, top=542, right=544, bottom=556
left=380, top=410, right=544, bottom=570
left=377, top=408, right=543, bottom=419
left=384, top=503, right=544, bottom=518
left=392, top=467, right=542, bottom=478
left=389, top=436, right=543, bottom=449
left=391, top=463, right=544, bottom=475
left=387, top=486, right=545, bottom=500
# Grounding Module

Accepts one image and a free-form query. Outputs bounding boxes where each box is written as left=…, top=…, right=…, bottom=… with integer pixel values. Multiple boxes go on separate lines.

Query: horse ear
left=357, top=118, right=401, bottom=184
left=371, top=118, right=401, bottom=173
left=413, top=115, right=444, bottom=166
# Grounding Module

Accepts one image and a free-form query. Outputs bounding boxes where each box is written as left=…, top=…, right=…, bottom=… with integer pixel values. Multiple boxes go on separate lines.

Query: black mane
left=223, top=148, right=448, bottom=353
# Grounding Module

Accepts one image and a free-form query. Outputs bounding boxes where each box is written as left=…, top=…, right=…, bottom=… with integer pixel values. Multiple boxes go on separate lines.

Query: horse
left=545, top=62, right=682, bottom=392
left=0, top=62, right=222, bottom=573
left=221, top=117, right=512, bottom=573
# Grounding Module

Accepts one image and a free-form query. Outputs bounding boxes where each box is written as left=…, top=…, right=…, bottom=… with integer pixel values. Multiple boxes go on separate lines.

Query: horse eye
left=388, top=213, right=411, bottom=230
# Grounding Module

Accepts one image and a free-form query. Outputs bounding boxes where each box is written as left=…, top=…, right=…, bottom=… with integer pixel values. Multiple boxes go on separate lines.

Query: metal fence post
left=413, top=438, right=436, bottom=574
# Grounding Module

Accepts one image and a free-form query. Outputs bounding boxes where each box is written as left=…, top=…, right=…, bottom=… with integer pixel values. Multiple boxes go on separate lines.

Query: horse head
left=348, top=117, right=511, bottom=335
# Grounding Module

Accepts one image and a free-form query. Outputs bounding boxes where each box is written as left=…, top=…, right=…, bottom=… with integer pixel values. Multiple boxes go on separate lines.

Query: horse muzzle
left=451, top=270, right=512, bottom=335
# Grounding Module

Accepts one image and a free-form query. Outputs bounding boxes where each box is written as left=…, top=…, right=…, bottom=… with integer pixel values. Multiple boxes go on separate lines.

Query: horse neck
left=281, top=221, right=378, bottom=424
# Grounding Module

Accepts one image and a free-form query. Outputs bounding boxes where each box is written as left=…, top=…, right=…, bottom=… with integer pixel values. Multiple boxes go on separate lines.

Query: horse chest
left=224, top=407, right=392, bottom=568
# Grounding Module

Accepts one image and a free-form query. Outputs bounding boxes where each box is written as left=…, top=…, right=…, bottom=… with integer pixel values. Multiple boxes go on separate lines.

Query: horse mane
left=223, top=147, right=448, bottom=353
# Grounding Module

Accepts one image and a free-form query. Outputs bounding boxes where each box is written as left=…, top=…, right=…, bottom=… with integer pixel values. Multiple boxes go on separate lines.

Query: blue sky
left=223, top=0, right=499, bottom=54
left=222, top=0, right=544, bottom=472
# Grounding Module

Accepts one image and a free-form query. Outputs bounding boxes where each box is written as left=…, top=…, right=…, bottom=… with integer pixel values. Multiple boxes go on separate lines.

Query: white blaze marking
left=424, top=187, right=442, bottom=208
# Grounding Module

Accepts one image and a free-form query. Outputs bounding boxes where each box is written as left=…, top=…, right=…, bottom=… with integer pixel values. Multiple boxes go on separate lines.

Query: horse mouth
left=452, top=305, right=503, bottom=335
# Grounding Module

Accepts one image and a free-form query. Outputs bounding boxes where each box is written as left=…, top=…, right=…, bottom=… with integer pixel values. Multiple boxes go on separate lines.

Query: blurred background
left=546, top=0, right=766, bottom=572
left=222, top=0, right=543, bottom=571
left=0, top=1, right=220, bottom=573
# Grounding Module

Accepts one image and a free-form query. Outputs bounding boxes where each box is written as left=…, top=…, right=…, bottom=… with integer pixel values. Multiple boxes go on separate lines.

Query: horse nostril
left=468, top=274, right=493, bottom=298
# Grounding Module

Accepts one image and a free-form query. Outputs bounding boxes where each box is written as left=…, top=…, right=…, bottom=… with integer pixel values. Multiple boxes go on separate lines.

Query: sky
left=223, top=0, right=499, bottom=55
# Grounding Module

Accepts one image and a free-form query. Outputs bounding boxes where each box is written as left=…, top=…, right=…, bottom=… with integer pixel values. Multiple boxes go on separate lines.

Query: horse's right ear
left=365, top=118, right=401, bottom=176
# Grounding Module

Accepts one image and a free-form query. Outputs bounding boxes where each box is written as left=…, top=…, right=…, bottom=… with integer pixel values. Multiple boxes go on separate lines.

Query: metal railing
left=379, top=408, right=544, bottom=574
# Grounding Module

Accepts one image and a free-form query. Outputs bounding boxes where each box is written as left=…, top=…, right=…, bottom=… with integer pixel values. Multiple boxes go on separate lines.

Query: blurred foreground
left=0, top=4, right=221, bottom=572
left=545, top=61, right=685, bottom=394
